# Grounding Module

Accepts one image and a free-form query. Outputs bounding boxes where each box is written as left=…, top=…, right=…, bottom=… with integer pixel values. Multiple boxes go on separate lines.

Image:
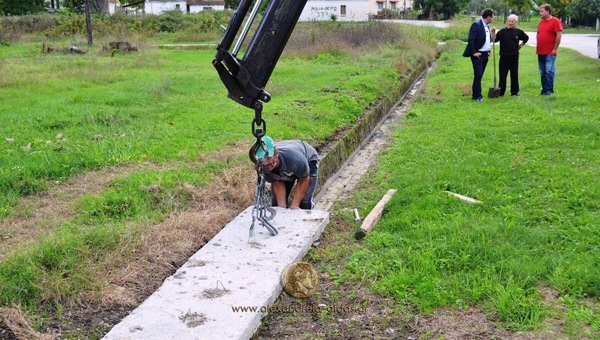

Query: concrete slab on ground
left=102, top=206, right=329, bottom=340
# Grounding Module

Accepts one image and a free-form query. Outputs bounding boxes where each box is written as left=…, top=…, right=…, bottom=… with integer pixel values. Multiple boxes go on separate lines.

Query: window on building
left=390, top=2, right=397, bottom=10
left=175, top=4, right=180, bottom=10
left=341, top=5, right=346, bottom=16
left=203, top=7, right=213, bottom=11
left=377, top=2, right=383, bottom=11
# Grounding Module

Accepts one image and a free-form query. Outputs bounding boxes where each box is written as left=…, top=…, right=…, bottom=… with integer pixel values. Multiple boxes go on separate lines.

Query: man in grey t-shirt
left=254, top=136, right=319, bottom=210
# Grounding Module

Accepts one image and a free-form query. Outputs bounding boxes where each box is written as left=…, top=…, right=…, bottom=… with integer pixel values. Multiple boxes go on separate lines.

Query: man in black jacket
left=463, top=8, right=496, bottom=102
left=494, top=14, right=529, bottom=96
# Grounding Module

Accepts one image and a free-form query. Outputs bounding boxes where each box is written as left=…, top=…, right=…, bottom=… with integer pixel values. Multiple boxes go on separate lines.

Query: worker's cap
left=254, top=136, right=275, bottom=159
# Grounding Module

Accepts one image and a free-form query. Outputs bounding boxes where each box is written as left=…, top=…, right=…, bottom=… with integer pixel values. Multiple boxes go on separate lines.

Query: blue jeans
left=537, top=54, right=556, bottom=95
left=271, top=160, right=319, bottom=209
left=470, top=52, right=489, bottom=99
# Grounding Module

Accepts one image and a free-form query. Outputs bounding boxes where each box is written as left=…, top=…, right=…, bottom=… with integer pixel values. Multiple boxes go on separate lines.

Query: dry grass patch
left=413, top=307, right=514, bottom=339
left=0, top=307, right=56, bottom=340
left=0, top=162, right=171, bottom=261
left=100, top=164, right=255, bottom=307
left=1, top=145, right=259, bottom=337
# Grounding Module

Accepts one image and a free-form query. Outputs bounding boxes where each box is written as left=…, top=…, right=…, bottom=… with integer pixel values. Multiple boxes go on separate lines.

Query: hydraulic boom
left=213, top=0, right=307, bottom=139
left=213, top=0, right=308, bottom=238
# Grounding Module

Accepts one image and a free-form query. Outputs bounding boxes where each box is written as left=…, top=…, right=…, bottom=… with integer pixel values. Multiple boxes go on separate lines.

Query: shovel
left=488, top=40, right=501, bottom=98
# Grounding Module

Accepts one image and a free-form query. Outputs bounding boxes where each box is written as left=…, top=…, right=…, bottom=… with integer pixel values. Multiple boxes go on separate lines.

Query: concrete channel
left=102, top=54, right=435, bottom=340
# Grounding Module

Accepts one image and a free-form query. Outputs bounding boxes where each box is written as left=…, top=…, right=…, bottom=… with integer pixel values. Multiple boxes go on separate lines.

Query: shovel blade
left=488, top=87, right=501, bottom=98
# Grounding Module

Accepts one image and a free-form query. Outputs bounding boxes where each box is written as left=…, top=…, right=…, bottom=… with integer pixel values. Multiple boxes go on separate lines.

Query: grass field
left=0, top=18, right=599, bottom=338
left=339, top=41, right=600, bottom=336
left=0, top=22, right=439, bottom=335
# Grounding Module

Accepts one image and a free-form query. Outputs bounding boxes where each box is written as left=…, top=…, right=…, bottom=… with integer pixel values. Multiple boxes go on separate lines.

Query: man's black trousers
left=499, top=55, right=520, bottom=96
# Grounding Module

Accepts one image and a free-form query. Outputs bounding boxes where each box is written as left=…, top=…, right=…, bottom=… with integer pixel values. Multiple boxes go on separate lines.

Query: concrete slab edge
left=102, top=207, right=329, bottom=340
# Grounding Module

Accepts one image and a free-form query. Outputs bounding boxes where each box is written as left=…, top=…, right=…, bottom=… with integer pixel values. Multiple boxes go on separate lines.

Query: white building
left=300, top=0, right=370, bottom=22
left=140, top=0, right=410, bottom=19
left=187, top=0, right=225, bottom=13
left=144, top=0, right=224, bottom=14
left=144, top=0, right=186, bottom=14
left=300, top=0, right=413, bottom=22
left=370, top=0, right=412, bottom=15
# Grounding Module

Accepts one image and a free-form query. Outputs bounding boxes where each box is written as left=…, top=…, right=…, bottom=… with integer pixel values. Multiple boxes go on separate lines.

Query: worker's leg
left=299, top=160, right=319, bottom=210
left=271, top=181, right=294, bottom=207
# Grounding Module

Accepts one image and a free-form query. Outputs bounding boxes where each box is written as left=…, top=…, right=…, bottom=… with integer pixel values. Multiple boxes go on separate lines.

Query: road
left=524, top=32, right=599, bottom=59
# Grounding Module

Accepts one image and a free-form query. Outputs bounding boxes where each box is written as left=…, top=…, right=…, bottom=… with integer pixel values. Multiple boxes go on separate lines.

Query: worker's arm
left=290, top=176, right=309, bottom=209
left=272, top=181, right=288, bottom=208
left=552, top=31, right=562, bottom=56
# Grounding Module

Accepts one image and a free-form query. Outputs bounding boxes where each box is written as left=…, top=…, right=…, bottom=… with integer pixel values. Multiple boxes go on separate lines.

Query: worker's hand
left=491, top=27, right=496, bottom=34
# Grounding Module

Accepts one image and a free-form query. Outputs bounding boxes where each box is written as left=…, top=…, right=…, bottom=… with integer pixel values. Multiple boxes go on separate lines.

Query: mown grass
left=0, top=46, right=375, bottom=218
left=344, top=40, right=600, bottom=336
left=0, top=21, right=439, bottom=325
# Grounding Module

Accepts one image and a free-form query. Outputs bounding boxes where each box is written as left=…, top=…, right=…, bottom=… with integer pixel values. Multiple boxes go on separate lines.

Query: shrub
left=0, top=10, right=234, bottom=42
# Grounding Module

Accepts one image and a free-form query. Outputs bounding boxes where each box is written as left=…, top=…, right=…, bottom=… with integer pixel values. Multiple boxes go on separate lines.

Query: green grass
left=0, top=23, right=439, bottom=320
left=0, top=42, right=406, bottom=219
left=345, top=41, right=600, bottom=336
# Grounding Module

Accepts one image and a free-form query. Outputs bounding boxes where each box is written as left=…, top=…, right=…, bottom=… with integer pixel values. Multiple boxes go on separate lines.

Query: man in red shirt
left=536, top=4, right=563, bottom=95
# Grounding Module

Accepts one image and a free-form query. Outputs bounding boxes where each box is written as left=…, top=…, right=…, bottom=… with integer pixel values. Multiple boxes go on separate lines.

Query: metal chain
left=248, top=101, right=278, bottom=239
left=249, top=163, right=278, bottom=240
left=251, top=101, right=265, bottom=139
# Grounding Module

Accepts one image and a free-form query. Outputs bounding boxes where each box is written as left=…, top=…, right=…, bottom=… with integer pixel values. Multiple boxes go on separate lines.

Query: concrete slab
left=102, top=206, right=329, bottom=340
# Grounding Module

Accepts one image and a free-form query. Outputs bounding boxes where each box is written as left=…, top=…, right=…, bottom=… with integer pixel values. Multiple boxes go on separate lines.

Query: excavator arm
left=213, top=0, right=309, bottom=235
left=213, top=0, right=307, bottom=138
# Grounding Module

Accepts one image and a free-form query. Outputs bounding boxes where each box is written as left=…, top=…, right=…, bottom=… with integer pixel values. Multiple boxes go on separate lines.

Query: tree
left=571, top=0, right=600, bottom=27
left=84, top=0, right=93, bottom=45
left=540, top=0, right=571, bottom=19
left=413, top=0, right=469, bottom=19
left=414, top=0, right=469, bottom=19
left=1, top=0, right=45, bottom=15
left=225, top=0, right=240, bottom=9
left=61, top=0, right=107, bottom=14
left=62, top=0, right=84, bottom=13
left=506, top=0, right=534, bottom=18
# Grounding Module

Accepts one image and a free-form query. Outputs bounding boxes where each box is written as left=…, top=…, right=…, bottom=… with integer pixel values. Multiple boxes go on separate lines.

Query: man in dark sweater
left=494, top=14, right=529, bottom=96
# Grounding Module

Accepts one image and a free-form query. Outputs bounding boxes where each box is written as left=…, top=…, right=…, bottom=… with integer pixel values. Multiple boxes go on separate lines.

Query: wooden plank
left=355, top=189, right=397, bottom=240
left=353, top=208, right=361, bottom=222
left=444, top=191, right=483, bottom=204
